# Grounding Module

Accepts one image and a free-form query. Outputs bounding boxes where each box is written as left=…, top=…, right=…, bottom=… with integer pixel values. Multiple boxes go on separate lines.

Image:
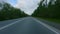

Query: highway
left=0, top=17, right=60, bottom=34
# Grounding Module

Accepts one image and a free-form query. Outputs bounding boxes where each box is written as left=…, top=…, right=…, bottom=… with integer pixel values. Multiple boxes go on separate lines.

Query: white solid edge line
left=32, top=18, right=60, bottom=34
left=0, top=18, right=26, bottom=30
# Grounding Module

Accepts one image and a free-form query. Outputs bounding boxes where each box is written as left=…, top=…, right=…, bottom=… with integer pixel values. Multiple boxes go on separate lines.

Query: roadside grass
left=37, top=17, right=60, bottom=24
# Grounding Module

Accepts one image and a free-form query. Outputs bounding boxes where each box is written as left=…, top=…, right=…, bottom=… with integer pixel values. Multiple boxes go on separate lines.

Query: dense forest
left=0, top=2, right=28, bottom=21
left=32, top=0, right=60, bottom=19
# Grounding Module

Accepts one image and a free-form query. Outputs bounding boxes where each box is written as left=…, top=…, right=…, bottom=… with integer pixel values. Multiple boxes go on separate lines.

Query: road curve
left=0, top=17, right=60, bottom=34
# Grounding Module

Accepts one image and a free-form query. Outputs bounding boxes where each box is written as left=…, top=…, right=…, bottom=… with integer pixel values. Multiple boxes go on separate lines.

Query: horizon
left=7, top=0, right=40, bottom=15
left=0, top=0, right=50, bottom=15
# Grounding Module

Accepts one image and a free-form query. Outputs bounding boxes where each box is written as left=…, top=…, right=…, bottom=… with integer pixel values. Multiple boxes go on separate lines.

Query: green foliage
left=0, top=3, right=28, bottom=21
left=32, top=0, right=60, bottom=19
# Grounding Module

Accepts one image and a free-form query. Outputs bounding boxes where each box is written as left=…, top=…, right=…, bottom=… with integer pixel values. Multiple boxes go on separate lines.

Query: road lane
left=37, top=18, right=60, bottom=30
left=32, top=17, right=60, bottom=34
left=0, top=18, right=21, bottom=27
left=0, top=17, right=28, bottom=28
left=0, top=17, right=60, bottom=34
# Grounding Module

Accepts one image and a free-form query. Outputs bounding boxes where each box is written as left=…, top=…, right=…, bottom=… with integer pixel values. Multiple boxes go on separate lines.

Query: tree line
left=0, top=3, right=28, bottom=21
left=32, top=0, right=60, bottom=19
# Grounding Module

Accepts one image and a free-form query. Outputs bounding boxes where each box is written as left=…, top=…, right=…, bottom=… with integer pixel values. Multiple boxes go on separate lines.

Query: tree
left=0, top=3, right=28, bottom=21
left=32, top=0, right=60, bottom=19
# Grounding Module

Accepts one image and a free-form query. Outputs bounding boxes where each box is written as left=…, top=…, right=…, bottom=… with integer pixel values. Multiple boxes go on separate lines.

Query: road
left=37, top=18, right=60, bottom=30
left=0, top=17, right=60, bottom=34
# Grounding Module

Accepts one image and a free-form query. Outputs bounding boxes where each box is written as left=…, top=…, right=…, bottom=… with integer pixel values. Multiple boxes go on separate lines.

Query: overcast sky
left=0, top=0, right=50, bottom=15
left=16, top=0, right=41, bottom=15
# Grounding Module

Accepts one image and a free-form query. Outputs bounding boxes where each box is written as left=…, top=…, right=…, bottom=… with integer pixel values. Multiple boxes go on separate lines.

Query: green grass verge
left=38, top=17, right=60, bottom=24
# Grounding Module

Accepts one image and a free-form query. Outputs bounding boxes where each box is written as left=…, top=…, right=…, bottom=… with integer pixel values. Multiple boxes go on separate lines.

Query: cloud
left=0, top=0, right=8, bottom=3
left=0, top=0, right=43, bottom=15
left=7, top=0, right=17, bottom=7
left=15, top=0, right=40, bottom=15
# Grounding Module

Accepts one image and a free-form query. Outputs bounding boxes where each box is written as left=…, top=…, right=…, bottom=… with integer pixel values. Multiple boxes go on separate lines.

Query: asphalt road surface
left=0, top=17, right=60, bottom=34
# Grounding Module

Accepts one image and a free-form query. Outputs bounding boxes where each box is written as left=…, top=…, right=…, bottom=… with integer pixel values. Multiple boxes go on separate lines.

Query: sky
left=15, top=0, right=41, bottom=15
left=0, top=0, right=41, bottom=15
left=0, top=0, right=50, bottom=15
